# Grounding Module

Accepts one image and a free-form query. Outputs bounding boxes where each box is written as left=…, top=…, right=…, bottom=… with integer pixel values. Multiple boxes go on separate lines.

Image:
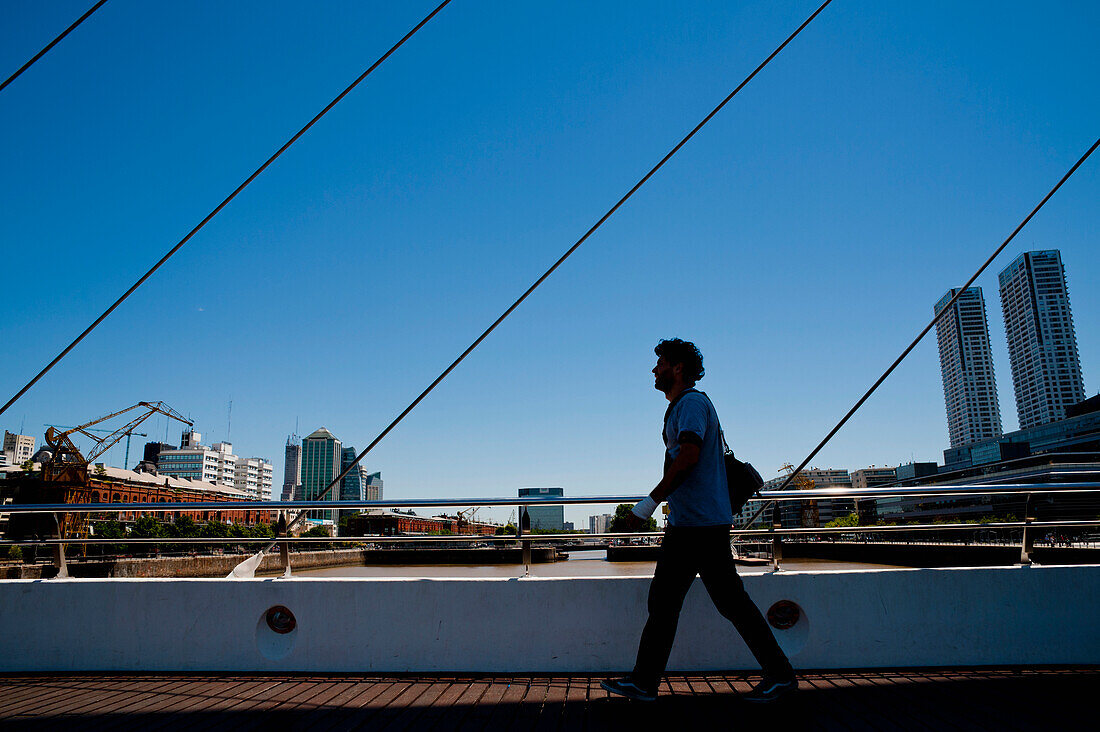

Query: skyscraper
left=339, top=447, right=367, bottom=522
left=998, top=250, right=1085, bottom=429
left=934, top=288, right=1003, bottom=448
left=301, top=427, right=341, bottom=522
left=281, top=434, right=302, bottom=501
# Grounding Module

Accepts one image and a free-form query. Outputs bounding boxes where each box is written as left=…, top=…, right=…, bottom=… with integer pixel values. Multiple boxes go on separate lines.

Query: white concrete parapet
left=1, top=565, right=1097, bottom=672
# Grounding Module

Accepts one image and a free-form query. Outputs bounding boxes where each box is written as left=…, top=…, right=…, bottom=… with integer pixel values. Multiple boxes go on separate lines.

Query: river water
left=292, top=549, right=899, bottom=578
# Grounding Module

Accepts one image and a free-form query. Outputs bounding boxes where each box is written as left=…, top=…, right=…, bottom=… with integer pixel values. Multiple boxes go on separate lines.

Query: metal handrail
left=3, top=481, right=1098, bottom=514
left=3, top=520, right=1099, bottom=547
left=4, top=481, right=1096, bottom=575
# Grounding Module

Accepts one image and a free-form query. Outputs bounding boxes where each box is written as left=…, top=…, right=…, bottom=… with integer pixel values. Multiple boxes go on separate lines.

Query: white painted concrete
left=0, top=565, right=1097, bottom=672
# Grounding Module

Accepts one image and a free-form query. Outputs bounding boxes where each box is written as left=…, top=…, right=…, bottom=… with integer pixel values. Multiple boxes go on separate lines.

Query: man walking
left=601, top=338, right=796, bottom=703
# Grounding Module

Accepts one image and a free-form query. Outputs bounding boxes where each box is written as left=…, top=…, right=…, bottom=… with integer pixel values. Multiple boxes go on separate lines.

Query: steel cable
left=0, top=0, right=109, bottom=94
left=738, top=136, right=1100, bottom=531
left=261, top=0, right=836, bottom=553
left=0, top=0, right=453, bottom=418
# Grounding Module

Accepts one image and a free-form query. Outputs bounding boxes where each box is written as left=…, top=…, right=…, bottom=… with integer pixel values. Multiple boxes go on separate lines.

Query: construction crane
left=779, top=463, right=818, bottom=527
left=455, top=507, right=480, bottom=534
left=44, top=424, right=148, bottom=470
left=41, top=402, right=192, bottom=539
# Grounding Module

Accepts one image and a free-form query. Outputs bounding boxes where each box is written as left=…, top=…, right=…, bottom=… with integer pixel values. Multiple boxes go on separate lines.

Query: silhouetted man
left=601, top=338, right=796, bottom=703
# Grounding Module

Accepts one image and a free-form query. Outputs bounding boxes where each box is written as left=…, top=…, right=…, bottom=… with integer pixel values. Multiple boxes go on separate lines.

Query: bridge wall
left=1, top=565, right=1097, bottom=672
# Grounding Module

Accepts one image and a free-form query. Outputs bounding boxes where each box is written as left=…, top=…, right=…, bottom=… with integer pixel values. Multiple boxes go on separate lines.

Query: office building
left=589, top=513, right=612, bottom=534
left=365, top=471, right=383, bottom=501
left=141, top=442, right=174, bottom=467
left=301, top=427, right=342, bottom=522
left=768, top=468, right=853, bottom=528
left=851, top=466, right=898, bottom=522
left=3, top=431, right=35, bottom=467
left=234, top=456, right=274, bottom=500
left=943, top=394, right=1100, bottom=470
left=340, top=448, right=366, bottom=503
left=934, top=288, right=1003, bottom=448
left=338, top=447, right=371, bottom=521
left=998, top=250, right=1085, bottom=429
left=157, top=431, right=236, bottom=487
left=518, top=487, right=564, bottom=531
left=157, top=431, right=269, bottom=498
left=281, top=434, right=302, bottom=501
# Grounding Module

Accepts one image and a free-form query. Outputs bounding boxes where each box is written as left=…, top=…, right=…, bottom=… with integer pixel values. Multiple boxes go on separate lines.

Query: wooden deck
left=1, top=667, right=1094, bottom=730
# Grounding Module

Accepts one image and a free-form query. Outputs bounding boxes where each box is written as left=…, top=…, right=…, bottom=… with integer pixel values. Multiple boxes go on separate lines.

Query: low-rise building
left=3, top=431, right=35, bottom=467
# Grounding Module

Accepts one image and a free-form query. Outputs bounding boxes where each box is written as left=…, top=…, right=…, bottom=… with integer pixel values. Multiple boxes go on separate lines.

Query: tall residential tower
left=998, top=250, right=1085, bottom=428
left=934, top=288, right=1003, bottom=448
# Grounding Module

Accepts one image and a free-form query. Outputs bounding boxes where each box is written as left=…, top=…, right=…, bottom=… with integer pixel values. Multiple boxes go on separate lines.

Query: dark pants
left=631, top=525, right=793, bottom=691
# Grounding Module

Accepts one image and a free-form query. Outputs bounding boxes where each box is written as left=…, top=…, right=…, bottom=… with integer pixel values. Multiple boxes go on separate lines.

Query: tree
left=496, top=523, right=517, bottom=535
left=609, top=503, right=657, bottom=533
left=172, top=515, right=197, bottom=537
left=824, top=512, right=859, bottom=528
left=131, top=515, right=165, bottom=539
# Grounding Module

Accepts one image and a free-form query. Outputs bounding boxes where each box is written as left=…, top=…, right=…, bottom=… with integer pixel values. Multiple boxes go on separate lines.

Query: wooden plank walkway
left=1, top=667, right=1094, bottom=731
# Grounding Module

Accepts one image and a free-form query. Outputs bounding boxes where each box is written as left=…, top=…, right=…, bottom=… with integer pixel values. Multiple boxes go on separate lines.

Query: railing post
left=1020, top=495, right=1034, bottom=565
left=52, top=512, right=69, bottom=579
left=519, top=507, right=531, bottom=575
left=770, top=521, right=782, bottom=572
left=277, top=511, right=291, bottom=577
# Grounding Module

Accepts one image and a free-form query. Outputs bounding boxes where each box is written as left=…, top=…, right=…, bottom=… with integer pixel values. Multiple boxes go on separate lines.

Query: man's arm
left=631, top=439, right=700, bottom=520
left=652, top=441, right=700, bottom=502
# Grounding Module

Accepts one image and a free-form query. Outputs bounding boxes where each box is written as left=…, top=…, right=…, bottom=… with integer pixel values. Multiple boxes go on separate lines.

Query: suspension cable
left=739, top=136, right=1100, bottom=530
left=0, top=0, right=453, bottom=418
left=0, top=0, right=109, bottom=94
left=274, top=0, right=836, bottom=543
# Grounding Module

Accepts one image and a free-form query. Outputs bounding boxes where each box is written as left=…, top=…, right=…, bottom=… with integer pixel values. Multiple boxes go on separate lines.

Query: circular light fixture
left=265, top=605, right=297, bottom=634
left=767, top=600, right=801, bottom=630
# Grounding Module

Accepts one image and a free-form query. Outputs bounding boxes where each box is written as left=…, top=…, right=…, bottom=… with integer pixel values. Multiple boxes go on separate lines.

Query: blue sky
left=2, top=1, right=1097, bottom=527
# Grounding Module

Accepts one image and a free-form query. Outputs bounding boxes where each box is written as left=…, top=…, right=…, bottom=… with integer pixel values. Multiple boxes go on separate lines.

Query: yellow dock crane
left=779, top=463, right=818, bottom=527
left=41, top=401, right=192, bottom=539
left=456, top=506, right=480, bottom=534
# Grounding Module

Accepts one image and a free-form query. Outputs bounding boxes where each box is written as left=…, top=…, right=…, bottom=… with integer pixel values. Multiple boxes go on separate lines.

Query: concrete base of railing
left=1, top=565, right=1097, bottom=672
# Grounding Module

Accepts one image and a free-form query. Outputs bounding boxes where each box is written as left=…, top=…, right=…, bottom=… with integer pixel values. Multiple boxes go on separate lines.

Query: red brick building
left=345, top=511, right=498, bottom=536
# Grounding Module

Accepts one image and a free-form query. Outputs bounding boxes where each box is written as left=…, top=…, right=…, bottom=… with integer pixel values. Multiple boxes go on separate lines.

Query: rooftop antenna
left=227, top=398, right=232, bottom=441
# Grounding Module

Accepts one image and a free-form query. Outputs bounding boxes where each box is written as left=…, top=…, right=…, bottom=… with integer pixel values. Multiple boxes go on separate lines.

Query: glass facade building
left=301, top=427, right=342, bottom=522
left=518, top=487, right=564, bottom=531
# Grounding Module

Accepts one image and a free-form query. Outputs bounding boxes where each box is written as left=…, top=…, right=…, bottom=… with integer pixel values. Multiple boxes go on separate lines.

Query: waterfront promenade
left=2, top=667, right=1094, bottom=730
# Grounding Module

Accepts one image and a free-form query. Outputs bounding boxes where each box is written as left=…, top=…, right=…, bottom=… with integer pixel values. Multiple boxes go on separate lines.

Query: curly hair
left=654, top=338, right=704, bottom=385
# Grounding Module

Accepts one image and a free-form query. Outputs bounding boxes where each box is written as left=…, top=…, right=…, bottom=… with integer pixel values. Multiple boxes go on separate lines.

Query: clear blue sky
left=2, top=1, right=1097, bottom=527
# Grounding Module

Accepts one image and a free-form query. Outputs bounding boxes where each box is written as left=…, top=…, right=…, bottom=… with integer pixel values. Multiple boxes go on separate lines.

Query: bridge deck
left=1, top=667, right=1093, bottom=730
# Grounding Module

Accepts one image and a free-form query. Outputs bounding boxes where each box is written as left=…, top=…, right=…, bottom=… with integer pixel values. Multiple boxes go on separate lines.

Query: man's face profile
left=652, top=356, right=677, bottom=393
